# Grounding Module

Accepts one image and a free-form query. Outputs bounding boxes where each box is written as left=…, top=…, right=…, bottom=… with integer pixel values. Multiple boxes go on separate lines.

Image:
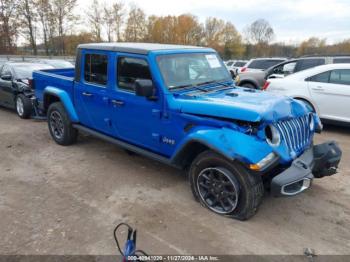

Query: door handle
left=82, top=92, right=93, bottom=97
left=111, top=99, right=125, bottom=106
left=312, top=86, right=324, bottom=91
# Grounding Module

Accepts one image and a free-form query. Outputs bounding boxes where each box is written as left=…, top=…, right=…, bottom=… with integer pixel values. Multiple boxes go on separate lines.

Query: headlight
left=309, top=113, right=315, bottom=131
left=265, top=124, right=281, bottom=147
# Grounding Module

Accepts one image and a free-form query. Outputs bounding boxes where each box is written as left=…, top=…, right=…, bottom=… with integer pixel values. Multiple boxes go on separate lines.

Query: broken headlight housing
left=265, top=124, right=281, bottom=147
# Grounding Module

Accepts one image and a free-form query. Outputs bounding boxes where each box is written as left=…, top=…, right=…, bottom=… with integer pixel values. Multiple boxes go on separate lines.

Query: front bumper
left=271, top=141, right=342, bottom=197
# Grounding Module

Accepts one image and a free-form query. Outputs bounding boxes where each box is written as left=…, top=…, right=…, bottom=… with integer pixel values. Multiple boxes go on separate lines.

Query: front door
left=108, top=54, right=162, bottom=152
left=308, top=69, right=350, bottom=122
left=74, top=52, right=114, bottom=134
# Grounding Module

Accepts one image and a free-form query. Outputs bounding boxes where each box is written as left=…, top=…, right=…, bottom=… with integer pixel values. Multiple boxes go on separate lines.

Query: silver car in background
left=235, top=58, right=287, bottom=89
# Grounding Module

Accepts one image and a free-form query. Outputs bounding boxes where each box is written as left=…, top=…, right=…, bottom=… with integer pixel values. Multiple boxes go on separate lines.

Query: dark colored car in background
left=0, top=62, right=53, bottom=118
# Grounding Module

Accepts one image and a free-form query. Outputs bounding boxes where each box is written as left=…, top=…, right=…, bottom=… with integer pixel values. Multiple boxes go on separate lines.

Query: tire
left=15, top=94, right=32, bottom=119
left=189, top=150, right=264, bottom=220
left=240, top=83, right=256, bottom=89
left=47, top=102, right=78, bottom=146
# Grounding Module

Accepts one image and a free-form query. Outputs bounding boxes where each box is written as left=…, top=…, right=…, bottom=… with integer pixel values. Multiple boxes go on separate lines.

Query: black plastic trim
left=271, top=141, right=342, bottom=197
left=72, top=124, right=181, bottom=169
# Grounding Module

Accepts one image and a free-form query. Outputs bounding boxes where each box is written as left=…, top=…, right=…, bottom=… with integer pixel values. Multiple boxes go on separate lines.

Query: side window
left=333, top=58, right=350, bottom=64
left=234, top=62, right=246, bottom=67
left=117, top=57, right=151, bottom=92
left=329, top=70, right=350, bottom=85
left=282, top=62, right=296, bottom=74
left=84, top=53, right=108, bottom=86
left=295, top=59, right=325, bottom=72
left=308, top=71, right=330, bottom=83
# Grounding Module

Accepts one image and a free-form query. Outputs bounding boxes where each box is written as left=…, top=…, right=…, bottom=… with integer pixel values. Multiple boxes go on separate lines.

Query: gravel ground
left=0, top=108, right=349, bottom=256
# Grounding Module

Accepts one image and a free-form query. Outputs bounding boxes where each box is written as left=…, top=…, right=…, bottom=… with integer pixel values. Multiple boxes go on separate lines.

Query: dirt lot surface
left=0, top=108, right=349, bottom=255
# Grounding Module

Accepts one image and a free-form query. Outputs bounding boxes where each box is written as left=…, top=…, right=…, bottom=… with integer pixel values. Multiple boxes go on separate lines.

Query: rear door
left=0, top=65, right=15, bottom=107
left=74, top=51, right=114, bottom=134
left=308, top=69, right=350, bottom=122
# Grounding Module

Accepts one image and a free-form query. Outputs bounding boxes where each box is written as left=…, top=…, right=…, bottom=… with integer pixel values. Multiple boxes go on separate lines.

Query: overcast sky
left=77, top=0, right=350, bottom=44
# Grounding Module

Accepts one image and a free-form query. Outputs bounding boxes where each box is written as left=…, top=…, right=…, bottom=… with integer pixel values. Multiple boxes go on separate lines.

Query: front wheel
left=47, top=102, right=77, bottom=146
left=16, top=94, right=32, bottom=119
left=189, top=150, right=264, bottom=220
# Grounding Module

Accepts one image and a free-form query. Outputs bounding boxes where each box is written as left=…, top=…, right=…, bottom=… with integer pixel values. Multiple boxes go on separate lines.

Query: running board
left=72, top=124, right=179, bottom=168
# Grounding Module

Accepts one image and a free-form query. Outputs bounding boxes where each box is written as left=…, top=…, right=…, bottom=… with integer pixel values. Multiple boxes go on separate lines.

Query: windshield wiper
left=169, top=79, right=234, bottom=92
left=169, top=83, right=209, bottom=92
left=197, top=79, right=235, bottom=91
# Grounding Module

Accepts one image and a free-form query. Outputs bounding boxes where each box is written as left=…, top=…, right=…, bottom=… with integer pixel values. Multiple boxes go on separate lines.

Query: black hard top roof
left=77, top=42, right=210, bottom=54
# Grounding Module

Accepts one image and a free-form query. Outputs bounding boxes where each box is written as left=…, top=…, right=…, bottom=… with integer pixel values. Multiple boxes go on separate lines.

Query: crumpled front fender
left=171, top=126, right=273, bottom=165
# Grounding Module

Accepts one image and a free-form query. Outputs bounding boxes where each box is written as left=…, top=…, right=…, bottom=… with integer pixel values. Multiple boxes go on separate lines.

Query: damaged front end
left=271, top=141, right=342, bottom=196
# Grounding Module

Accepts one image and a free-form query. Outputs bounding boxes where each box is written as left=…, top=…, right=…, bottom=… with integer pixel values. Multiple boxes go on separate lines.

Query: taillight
left=262, top=81, right=270, bottom=90
left=240, top=67, right=247, bottom=72
left=28, top=79, right=34, bottom=89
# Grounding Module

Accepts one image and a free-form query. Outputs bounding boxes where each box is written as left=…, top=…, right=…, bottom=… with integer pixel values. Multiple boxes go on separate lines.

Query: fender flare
left=43, top=86, right=79, bottom=122
left=292, top=96, right=319, bottom=115
left=171, top=127, right=272, bottom=167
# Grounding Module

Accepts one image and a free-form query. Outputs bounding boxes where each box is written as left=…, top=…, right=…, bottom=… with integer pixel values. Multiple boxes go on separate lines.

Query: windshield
left=14, top=64, right=53, bottom=79
left=157, top=53, right=231, bottom=89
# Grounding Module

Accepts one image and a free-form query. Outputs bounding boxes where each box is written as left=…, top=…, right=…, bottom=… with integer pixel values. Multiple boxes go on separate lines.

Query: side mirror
left=1, top=74, right=12, bottom=81
left=134, top=79, right=156, bottom=100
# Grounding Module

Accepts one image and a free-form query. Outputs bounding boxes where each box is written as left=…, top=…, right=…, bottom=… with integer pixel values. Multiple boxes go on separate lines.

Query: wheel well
left=239, top=80, right=257, bottom=89
left=172, top=141, right=210, bottom=170
left=294, top=97, right=316, bottom=112
left=44, top=94, right=60, bottom=112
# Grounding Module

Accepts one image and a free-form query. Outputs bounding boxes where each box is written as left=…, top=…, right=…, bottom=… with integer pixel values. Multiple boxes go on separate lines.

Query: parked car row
left=0, top=59, right=73, bottom=118
left=264, top=63, right=350, bottom=125
left=232, top=55, right=350, bottom=89
left=225, top=55, right=350, bottom=125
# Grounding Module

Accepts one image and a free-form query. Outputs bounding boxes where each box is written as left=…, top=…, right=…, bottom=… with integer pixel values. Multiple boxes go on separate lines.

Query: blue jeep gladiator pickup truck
left=33, top=43, right=342, bottom=220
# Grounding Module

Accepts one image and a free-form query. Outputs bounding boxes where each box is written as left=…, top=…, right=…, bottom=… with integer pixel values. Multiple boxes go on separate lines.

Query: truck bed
left=33, top=68, right=75, bottom=103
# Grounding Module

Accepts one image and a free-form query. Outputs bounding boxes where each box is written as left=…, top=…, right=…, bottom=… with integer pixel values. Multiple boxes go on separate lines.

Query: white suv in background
left=226, top=60, right=248, bottom=77
left=264, top=63, right=350, bottom=125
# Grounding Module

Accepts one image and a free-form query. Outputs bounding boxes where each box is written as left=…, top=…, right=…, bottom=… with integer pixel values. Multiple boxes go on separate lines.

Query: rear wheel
left=47, top=102, right=77, bottom=145
left=15, top=94, right=32, bottom=119
left=189, top=150, right=264, bottom=220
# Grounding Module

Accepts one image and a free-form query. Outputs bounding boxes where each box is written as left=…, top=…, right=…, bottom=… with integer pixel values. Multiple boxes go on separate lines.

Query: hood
left=173, top=88, right=308, bottom=122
